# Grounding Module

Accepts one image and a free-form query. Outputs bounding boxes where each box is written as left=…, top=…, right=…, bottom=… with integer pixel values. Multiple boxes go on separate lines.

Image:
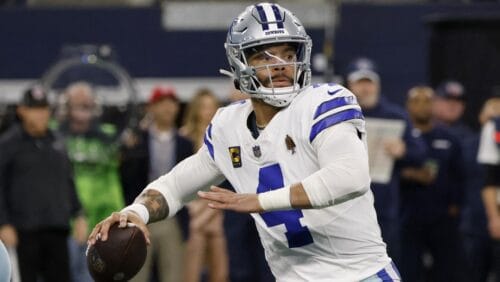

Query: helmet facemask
left=228, top=41, right=311, bottom=108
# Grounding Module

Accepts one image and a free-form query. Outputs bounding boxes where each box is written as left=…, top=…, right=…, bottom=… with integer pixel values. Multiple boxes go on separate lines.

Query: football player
left=89, top=3, right=400, bottom=281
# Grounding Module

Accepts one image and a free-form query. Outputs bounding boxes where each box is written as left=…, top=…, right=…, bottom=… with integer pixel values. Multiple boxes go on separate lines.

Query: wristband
left=121, top=204, right=149, bottom=224
left=257, top=186, right=292, bottom=211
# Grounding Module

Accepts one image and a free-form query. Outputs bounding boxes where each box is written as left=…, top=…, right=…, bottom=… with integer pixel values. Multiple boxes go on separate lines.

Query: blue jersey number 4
left=257, top=163, right=314, bottom=248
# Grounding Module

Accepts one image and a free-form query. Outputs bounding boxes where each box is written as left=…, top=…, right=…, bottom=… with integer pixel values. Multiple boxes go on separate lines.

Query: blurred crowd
left=344, top=58, right=500, bottom=282
left=0, top=80, right=273, bottom=282
left=0, top=56, right=499, bottom=282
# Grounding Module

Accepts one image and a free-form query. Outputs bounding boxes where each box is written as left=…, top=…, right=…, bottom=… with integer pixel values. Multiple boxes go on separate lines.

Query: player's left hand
left=198, top=186, right=264, bottom=213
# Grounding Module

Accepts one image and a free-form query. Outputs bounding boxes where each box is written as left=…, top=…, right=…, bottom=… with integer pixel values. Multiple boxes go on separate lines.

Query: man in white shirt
left=88, top=3, right=400, bottom=281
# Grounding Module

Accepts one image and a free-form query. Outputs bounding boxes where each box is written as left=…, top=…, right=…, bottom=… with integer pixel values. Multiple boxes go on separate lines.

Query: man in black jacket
left=119, top=85, right=193, bottom=282
left=0, top=85, right=85, bottom=282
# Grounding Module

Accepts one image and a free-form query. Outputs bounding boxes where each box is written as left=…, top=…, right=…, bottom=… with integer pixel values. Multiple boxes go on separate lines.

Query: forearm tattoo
left=134, top=190, right=169, bottom=223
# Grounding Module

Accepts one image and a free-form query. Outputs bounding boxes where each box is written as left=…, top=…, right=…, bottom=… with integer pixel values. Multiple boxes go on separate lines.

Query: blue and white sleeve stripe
left=313, top=96, right=358, bottom=119
left=309, top=95, right=364, bottom=142
left=203, top=123, right=215, bottom=160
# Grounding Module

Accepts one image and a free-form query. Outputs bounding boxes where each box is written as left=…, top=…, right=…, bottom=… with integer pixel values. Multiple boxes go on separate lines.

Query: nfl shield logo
left=252, top=145, right=262, bottom=158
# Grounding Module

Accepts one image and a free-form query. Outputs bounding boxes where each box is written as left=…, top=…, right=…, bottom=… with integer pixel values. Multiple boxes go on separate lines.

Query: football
left=87, top=223, right=147, bottom=282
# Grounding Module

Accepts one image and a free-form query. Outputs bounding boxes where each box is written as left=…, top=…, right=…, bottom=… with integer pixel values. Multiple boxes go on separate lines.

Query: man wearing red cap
left=119, top=85, right=193, bottom=282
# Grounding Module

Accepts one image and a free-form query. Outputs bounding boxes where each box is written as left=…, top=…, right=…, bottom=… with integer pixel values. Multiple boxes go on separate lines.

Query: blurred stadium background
left=1, top=1, right=500, bottom=281
left=0, top=0, right=499, bottom=131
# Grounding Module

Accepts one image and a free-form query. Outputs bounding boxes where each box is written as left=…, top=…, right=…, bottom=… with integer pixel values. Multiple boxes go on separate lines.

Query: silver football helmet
left=224, top=3, right=312, bottom=107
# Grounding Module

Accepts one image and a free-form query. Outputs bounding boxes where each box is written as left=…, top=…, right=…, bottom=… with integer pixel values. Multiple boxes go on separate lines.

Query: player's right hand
left=198, top=186, right=263, bottom=213
left=87, top=211, right=151, bottom=246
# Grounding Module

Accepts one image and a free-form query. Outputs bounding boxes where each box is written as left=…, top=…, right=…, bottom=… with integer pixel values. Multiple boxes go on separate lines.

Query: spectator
left=180, top=88, right=221, bottom=149
left=477, top=96, right=500, bottom=282
left=433, top=80, right=490, bottom=281
left=56, top=82, right=125, bottom=282
left=119, top=85, right=193, bottom=282
left=433, top=80, right=473, bottom=139
left=179, top=88, right=229, bottom=282
left=0, top=85, right=85, bottom=282
left=400, top=86, right=465, bottom=281
left=346, top=57, right=426, bottom=265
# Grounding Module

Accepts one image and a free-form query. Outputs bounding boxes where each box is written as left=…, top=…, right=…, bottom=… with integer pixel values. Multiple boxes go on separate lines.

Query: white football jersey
left=203, top=83, right=390, bottom=281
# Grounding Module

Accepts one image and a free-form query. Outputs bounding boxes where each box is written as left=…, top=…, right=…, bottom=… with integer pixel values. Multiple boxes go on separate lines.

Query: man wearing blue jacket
left=434, top=80, right=490, bottom=281
left=400, top=86, right=465, bottom=281
left=347, top=58, right=426, bottom=266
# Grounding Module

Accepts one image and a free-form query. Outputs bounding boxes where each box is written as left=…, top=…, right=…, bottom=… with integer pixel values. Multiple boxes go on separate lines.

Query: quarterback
left=89, top=3, right=400, bottom=281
